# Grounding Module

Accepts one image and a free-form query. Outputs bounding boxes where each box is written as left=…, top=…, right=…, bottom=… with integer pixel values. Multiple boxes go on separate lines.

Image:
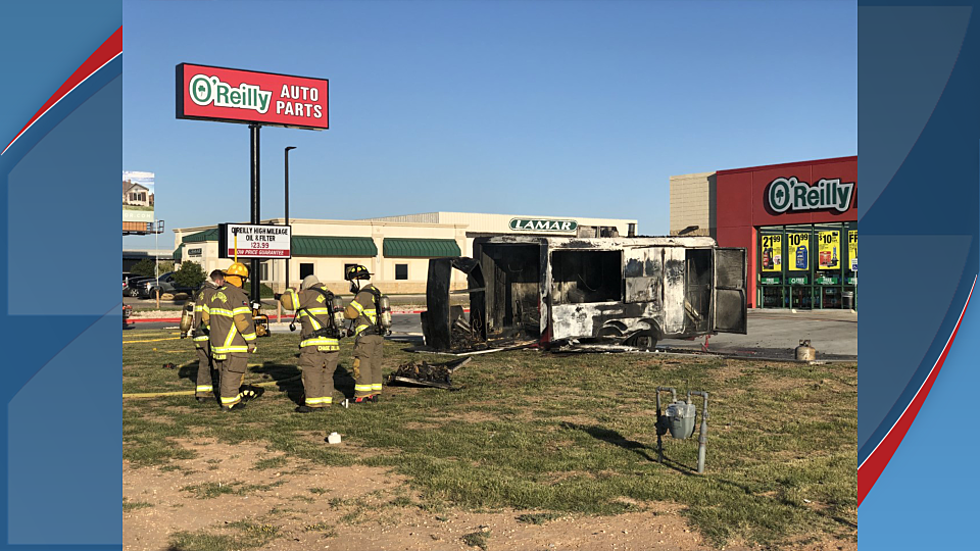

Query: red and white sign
left=176, top=63, right=328, bottom=130
left=219, top=223, right=291, bottom=259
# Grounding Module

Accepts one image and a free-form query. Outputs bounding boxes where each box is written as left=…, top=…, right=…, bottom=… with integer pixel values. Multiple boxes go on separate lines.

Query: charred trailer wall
left=478, top=243, right=541, bottom=340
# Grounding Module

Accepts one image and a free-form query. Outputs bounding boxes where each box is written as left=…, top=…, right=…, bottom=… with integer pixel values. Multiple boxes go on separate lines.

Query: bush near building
left=174, top=261, right=206, bottom=290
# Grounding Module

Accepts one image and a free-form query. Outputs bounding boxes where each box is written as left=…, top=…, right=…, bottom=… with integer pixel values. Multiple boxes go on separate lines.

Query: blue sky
left=123, top=0, right=856, bottom=250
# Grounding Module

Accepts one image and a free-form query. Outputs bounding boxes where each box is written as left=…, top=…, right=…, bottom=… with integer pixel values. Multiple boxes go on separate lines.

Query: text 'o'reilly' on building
left=670, top=156, right=857, bottom=310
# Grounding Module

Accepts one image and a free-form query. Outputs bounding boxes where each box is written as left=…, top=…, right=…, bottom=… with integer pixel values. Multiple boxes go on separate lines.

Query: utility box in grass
left=665, top=401, right=697, bottom=439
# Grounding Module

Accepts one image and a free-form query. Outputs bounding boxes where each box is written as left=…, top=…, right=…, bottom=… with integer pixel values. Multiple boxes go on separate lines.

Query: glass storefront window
left=757, top=222, right=856, bottom=310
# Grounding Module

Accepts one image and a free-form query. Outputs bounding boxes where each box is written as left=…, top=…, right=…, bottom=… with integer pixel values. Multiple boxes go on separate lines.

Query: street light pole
left=285, top=146, right=296, bottom=291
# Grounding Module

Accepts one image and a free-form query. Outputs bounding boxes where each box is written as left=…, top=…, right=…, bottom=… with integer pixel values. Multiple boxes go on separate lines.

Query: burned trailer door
left=711, top=248, right=748, bottom=334
left=422, top=258, right=454, bottom=350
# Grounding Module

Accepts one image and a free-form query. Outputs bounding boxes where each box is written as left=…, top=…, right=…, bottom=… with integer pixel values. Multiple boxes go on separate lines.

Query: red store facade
left=714, top=156, right=857, bottom=309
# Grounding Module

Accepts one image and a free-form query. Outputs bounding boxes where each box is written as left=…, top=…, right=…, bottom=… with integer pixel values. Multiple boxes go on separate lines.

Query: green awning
left=182, top=228, right=219, bottom=243
left=292, top=236, right=377, bottom=257
left=173, top=243, right=184, bottom=261
left=383, top=238, right=461, bottom=258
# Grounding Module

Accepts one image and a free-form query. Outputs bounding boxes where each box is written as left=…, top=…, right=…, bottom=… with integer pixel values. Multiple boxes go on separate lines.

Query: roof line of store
left=715, top=155, right=857, bottom=176
left=361, top=211, right=639, bottom=223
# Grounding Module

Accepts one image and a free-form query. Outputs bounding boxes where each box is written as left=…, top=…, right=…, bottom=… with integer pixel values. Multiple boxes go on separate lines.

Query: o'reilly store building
left=670, top=156, right=857, bottom=309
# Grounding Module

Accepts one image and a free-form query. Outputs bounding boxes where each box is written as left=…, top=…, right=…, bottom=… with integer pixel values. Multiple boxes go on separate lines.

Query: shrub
left=174, top=261, right=206, bottom=290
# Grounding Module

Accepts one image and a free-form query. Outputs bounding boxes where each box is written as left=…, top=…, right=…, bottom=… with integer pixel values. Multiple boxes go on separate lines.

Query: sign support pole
left=249, top=123, right=261, bottom=305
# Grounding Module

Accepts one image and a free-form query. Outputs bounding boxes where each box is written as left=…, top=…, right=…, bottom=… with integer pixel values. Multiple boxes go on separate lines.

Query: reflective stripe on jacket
left=279, top=284, right=340, bottom=350
left=207, top=284, right=257, bottom=354
left=345, top=285, right=379, bottom=336
left=193, top=282, right=217, bottom=343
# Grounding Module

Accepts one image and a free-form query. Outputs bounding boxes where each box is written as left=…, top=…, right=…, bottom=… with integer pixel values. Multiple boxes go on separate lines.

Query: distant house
left=123, top=180, right=152, bottom=207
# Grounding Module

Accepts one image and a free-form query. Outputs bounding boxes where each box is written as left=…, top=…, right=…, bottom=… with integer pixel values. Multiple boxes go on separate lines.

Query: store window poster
left=787, top=232, right=809, bottom=271
left=761, top=234, right=782, bottom=272
left=818, top=230, right=841, bottom=269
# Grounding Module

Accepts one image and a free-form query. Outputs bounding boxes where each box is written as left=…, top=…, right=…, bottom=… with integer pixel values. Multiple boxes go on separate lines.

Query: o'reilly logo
left=189, top=74, right=272, bottom=114
left=767, top=176, right=854, bottom=214
left=509, top=218, right=578, bottom=233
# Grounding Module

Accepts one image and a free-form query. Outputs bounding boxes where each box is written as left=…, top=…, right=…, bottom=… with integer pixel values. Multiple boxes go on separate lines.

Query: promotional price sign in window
left=787, top=232, right=810, bottom=271
left=818, top=231, right=841, bottom=270
left=761, top=234, right=782, bottom=272
left=218, top=223, right=291, bottom=259
left=848, top=230, right=858, bottom=271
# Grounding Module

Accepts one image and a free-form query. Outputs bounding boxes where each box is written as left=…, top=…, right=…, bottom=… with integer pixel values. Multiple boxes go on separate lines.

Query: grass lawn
left=123, top=330, right=856, bottom=548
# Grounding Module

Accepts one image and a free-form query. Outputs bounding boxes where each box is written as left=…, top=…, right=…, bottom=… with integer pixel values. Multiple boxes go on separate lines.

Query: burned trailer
left=422, top=235, right=747, bottom=352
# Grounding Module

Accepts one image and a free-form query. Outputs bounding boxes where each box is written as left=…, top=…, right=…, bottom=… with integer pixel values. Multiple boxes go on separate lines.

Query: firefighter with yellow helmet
left=278, top=274, right=346, bottom=412
left=344, top=265, right=391, bottom=403
left=202, top=262, right=258, bottom=411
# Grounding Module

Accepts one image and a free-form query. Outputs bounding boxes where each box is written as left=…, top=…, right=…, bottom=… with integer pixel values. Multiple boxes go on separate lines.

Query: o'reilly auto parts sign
left=766, top=176, right=855, bottom=214
left=218, top=223, right=292, bottom=259
left=176, top=63, right=328, bottom=130
left=509, top=218, right=578, bottom=233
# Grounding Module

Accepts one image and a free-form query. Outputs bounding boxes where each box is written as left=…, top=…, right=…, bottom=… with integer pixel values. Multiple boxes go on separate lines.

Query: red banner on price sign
left=218, top=223, right=291, bottom=259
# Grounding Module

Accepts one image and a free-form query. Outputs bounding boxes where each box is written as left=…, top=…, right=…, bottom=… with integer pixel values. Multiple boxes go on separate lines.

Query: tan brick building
left=669, top=171, right=716, bottom=238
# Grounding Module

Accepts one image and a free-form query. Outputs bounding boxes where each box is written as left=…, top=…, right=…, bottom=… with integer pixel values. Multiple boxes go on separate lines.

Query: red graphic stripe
left=858, top=274, right=976, bottom=505
left=2, top=26, right=122, bottom=156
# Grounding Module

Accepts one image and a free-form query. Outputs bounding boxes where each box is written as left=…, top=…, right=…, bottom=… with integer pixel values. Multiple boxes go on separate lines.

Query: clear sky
left=123, top=0, right=856, bottom=250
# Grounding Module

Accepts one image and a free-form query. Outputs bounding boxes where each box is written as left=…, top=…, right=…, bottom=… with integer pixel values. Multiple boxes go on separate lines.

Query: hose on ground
left=122, top=374, right=301, bottom=399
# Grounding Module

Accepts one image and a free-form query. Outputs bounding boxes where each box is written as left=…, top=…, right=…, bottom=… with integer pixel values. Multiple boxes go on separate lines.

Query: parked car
left=124, top=275, right=155, bottom=297
left=139, top=272, right=195, bottom=298
left=135, top=272, right=172, bottom=298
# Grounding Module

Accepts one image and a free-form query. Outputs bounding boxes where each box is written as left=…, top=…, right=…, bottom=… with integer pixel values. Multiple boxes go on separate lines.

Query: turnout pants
left=194, top=341, right=217, bottom=398
left=353, top=334, right=384, bottom=398
left=214, top=353, right=248, bottom=408
left=299, top=347, right=340, bottom=407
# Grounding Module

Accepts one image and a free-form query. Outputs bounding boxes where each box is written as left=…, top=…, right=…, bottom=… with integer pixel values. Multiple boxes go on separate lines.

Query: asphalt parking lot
left=659, top=309, right=856, bottom=359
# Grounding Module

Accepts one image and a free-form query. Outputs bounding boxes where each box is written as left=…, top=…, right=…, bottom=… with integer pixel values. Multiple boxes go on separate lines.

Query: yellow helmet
left=225, top=262, right=249, bottom=287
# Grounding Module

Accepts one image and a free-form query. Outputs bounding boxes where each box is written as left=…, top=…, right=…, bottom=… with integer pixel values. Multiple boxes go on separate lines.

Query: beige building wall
left=174, top=218, right=469, bottom=294
left=669, top=172, right=716, bottom=238
left=173, top=212, right=638, bottom=295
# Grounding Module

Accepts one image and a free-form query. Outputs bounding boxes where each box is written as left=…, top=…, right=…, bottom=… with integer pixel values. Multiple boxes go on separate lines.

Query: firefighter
left=203, top=262, right=257, bottom=412
left=278, top=274, right=343, bottom=413
left=344, top=265, right=385, bottom=403
left=192, top=270, right=225, bottom=402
